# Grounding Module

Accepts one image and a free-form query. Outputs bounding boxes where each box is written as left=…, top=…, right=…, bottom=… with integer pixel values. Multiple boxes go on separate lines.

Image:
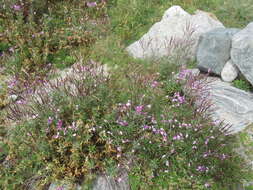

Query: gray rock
left=207, top=77, right=253, bottom=133
left=197, top=28, right=240, bottom=75
left=126, top=6, right=224, bottom=60
left=231, top=22, right=253, bottom=86
left=93, top=172, right=130, bottom=190
left=221, top=60, right=239, bottom=82
left=48, top=171, right=130, bottom=190
left=48, top=182, right=81, bottom=190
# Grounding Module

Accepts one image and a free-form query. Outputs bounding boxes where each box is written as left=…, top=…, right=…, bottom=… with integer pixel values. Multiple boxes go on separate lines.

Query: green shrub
left=1, top=61, right=251, bottom=189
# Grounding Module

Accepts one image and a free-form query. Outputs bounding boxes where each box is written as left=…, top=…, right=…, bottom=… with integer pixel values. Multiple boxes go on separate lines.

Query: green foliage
left=233, top=78, right=253, bottom=92
left=1, top=0, right=253, bottom=189
left=1, top=61, right=251, bottom=189
left=0, top=0, right=106, bottom=76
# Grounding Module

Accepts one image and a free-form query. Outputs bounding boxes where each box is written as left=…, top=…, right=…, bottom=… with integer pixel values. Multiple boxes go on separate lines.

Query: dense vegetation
left=1, top=0, right=253, bottom=189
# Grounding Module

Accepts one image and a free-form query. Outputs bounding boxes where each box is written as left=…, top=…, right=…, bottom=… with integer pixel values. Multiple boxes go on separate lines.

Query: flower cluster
left=171, top=92, right=185, bottom=106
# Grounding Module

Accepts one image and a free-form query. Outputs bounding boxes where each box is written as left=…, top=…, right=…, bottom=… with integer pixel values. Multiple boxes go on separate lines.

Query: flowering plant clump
left=1, top=60, right=251, bottom=189
left=0, top=0, right=107, bottom=77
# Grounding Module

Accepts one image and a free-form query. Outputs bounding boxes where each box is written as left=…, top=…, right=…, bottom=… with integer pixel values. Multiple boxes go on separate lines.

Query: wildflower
left=196, top=165, right=208, bottom=172
left=117, top=177, right=122, bottom=182
left=9, top=47, right=14, bottom=53
left=220, top=154, right=227, bottom=160
left=57, top=120, right=63, bottom=129
left=135, top=105, right=144, bottom=114
left=87, top=2, right=97, bottom=7
left=126, top=100, right=131, bottom=107
left=27, top=132, right=32, bottom=136
left=45, top=128, right=49, bottom=133
left=32, top=114, right=38, bottom=119
left=117, top=120, right=128, bottom=126
left=143, top=125, right=150, bottom=130
left=204, top=183, right=211, bottom=188
left=47, top=117, right=53, bottom=125
left=192, top=146, right=197, bottom=150
left=173, top=134, right=182, bottom=140
left=12, top=4, right=21, bottom=11
left=151, top=81, right=159, bottom=88
left=53, top=132, right=60, bottom=139
left=56, top=186, right=64, bottom=190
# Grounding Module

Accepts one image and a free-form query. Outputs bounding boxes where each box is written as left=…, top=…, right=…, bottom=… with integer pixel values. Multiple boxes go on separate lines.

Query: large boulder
left=231, top=22, right=253, bottom=86
left=207, top=77, right=253, bottom=133
left=221, top=59, right=239, bottom=82
left=197, top=28, right=240, bottom=75
left=126, top=5, right=224, bottom=60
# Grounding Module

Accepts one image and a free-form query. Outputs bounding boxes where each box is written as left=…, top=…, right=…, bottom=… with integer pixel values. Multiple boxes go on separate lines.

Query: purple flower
left=47, top=117, right=53, bottom=125
left=135, top=105, right=144, bottom=114
left=117, top=120, right=128, bottom=126
left=9, top=47, right=14, bottom=53
left=204, top=183, right=211, bottom=188
left=12, top=4, right=21, bottom=11
left=143, top=125, right=150, bottom=130
left=87, top=1, right=97, bottom=7
left=220, top=154, right=227, bottom=160
left=196, top=165, right=208, bottom=172
left=173, top=134, right=182, bottom=140
left=57, top=120, right=63, bottom=129
left=151, top=81, right=159, bottom=88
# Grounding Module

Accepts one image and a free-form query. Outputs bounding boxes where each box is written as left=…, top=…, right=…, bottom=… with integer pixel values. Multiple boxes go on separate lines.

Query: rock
left=221, top=60, right=239, bottom=82
left=231, top=22, right=253, bottom=86
left=197, top=28, right=240, bottom=75
left=207, top=77, right=253, bottom=133
left=93, top=172, right=130, bottom=190
left=48, top=182, right=81, bottom=190
left=48, top=171, right=130, bottom=190
left=126, top=5, right=224, bottom=61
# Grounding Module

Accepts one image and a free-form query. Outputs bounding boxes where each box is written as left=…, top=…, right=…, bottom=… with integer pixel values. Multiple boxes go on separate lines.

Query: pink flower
left=87, top=1, right=97, bottom=7
left=57, top=120, right=63, bottom=129
left=204, top=183, right=211, bottom=188
left=12, top=4, right=21, bottom=11
left=117, top=120, right=128, bottom=126
left=56, top=186, right=64, bottom=190
left=151, top=81, right=159, bottom=88
left=135, top=105, right=144, bottom=114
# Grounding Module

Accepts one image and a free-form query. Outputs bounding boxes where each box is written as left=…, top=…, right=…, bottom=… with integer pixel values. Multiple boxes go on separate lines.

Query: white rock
left=162, top=5, right=190, bottom=19
left=126, top=5, right=224, bottom=60
left=221, top=60, right=239, bottom=82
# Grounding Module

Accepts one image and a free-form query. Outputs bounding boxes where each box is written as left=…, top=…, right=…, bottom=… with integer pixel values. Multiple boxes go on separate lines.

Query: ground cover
left=1, top=0, right=253, bottom=189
